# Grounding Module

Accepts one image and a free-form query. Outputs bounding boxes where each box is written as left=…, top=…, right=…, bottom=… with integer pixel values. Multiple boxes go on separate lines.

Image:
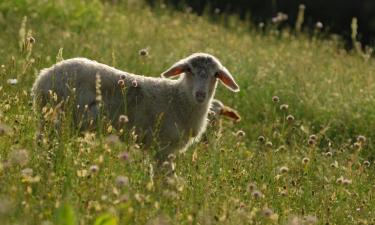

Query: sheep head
left=162, top=53, right=240, bottom=104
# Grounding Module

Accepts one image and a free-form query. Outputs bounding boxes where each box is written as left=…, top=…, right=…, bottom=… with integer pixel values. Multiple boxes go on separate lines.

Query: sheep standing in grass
left=32, top=53, right=240, bottom=160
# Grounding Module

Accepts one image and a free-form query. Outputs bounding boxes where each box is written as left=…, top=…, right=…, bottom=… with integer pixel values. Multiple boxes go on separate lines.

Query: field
left=1, top=0, right=375, bottom=224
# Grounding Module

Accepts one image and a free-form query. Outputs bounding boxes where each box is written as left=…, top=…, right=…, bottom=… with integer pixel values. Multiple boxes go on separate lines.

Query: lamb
left=32, top=53, right=240, bottom=160
left=208, top=99, right=241, bottom=124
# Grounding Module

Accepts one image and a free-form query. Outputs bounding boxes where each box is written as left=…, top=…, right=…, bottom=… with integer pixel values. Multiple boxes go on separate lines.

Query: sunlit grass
left=0, top=0, right=375, bottom=224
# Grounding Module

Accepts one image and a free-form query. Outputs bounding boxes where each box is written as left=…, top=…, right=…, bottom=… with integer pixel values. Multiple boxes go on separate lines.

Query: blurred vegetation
left=153, top=0, right=375, bottom=47
left=0, top=0, right=375, bottom=224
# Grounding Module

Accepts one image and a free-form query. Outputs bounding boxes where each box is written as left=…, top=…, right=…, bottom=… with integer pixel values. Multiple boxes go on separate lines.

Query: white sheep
left=32, top=53, right=240, bottom=160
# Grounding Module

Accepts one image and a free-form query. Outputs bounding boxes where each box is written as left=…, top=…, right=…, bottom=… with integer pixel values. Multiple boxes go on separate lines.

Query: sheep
left=32, top=53, right=240, bottom=160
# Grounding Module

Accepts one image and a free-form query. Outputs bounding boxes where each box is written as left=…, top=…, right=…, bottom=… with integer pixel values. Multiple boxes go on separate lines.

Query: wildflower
left=118, top=115, right=129, bottom=124
left=118, top=151, right=129, bottom=161
left=272, top=96, right=280, bottom=103
left=132, top=79, right=138, bottom=87
left=236, top=130, right=246, bottom=137
left=117, top=79, right=125, bottom=88
left=258, top=22, right=265, bottom=28
left=302, top=157, right=310, bottom=165
left=357, top=135, right=366, bottom=143
left=251, top=190, right=263, bottom=199
left=325, top=152, right=332, bottom=157
left=330, top=161, right=338, bottom=168
left=309, top=134, right=317, bottom=141
left=279, top=166, right=289, bottom=174
left=247, top=182, right=257, bottom=192
left=280, top=104, right=289, bottom=111
left=7, top=79, right=18, bottom=85
left=168, top=154, right=176, bottom=161
left=138, top=48, right=148, bottom=57
left=308, top=139, right=316, bottom=146
left=353, top=142, right=361, bottom=149
left=27, top=36, right=35, bottom=44
left=257, top=135, right=266, bottom=143
left=315, top=21, right=323, bottom=29
left=120, top=74, right=126, bottom=80
left=116, top=176, right=129, bottom=187
left=286, top=115, right=295, bottom=122
left=261, top=207, right=274, bottom=218
left=89, top=165, right=99, bottom=174
left=9, top=149, right=29, bottom=166
left=363, top=160, right=371, bottom=167
left=277, top=145, right=286, bottom=152
left=265, top=141, right=273, bottom=148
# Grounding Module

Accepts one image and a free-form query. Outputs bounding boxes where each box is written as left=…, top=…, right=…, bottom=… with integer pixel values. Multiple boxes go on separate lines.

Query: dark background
left=148, top=0, right=375, bottom=47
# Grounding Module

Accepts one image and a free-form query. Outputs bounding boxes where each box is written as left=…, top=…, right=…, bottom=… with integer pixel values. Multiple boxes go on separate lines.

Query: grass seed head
left=118, top=79, right=125, bottom=88
left=357, top=135, right=366, bottom=143
left=363, top=160, right=370, bottom=167
left=265, top=141, right=273, bottom=148
left=118, top=151, right=129, bottom=161
left=236, top=130, right=246, bottom=137
left=252, top=190, right=263, bottom=199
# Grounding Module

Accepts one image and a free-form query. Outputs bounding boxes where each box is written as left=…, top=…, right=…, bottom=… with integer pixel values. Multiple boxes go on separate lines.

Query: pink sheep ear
left=161, top=61, right=188, bottom=78
left=221, top=106, right=241, bottom=122
left=216, top=67, right=240, bottom=92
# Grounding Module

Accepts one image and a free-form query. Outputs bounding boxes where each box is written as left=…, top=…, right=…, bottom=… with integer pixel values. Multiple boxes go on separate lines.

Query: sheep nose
left=195, top=91, right=206, bottom=103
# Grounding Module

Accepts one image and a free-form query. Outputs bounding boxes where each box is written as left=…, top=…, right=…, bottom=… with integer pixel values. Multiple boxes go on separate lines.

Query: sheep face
left=162, top=53, right=240, bottom=104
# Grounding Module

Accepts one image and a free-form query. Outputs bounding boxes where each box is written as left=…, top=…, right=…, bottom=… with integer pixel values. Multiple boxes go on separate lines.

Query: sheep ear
left=221, top=106, right=241, bottom=122
left=216, top=67, right=240, bottom=92
left=161, top=61, right=188, bottom=78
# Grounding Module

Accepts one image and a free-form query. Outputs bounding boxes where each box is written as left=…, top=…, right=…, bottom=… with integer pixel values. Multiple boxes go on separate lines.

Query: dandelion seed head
left=89, top=165, right=99, bottom=174
left=251, top=190, right=263, bottom=199
left=279, top=166, right=289, bottom=174
left=299, top=4, right=306, bottom=10
left=265, top=141, right=273, bottom=148
left=118, top=114, right=129, bottom=124
left=302, top=157, right=310, bottom=164
left=236, top=130, right=246, bottom=137
left=363, top=160, right=371, bottom=167
left=316, top=21, right=323, bottom=29
left=247, top=182, right=257, bottom=192
left=27, top=36, right=35, bottom=44
left=132, top=80, right=138, bottom=87
left=118, top=151, right=129, bottom=161
left=280, top=104, right=289, bottom=111
left=272, top=96, right=280, bottom=103
left=21, top=168, right=33, bottom=177
left=116, top=176, right=129, bottom=187
left=138, top=48, right=148, bottom=56
left=258, top=135, right=266, bottom=143
left=357, top=135, right=366, bottom=143
left=117, top=79, right=125, bottom=88
left=286, top=114, right=295, bottom=122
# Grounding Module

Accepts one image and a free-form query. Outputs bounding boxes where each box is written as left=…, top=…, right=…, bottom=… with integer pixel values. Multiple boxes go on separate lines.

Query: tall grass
left=0, top=0, right=374, bottom=224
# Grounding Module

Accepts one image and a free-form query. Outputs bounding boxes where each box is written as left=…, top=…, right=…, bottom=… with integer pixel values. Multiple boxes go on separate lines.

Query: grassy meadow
left=1, top=0, right=375, bottom=224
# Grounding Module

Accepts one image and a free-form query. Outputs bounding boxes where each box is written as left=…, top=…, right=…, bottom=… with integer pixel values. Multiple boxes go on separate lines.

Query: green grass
left=1, top=0, right=375, bottom=224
